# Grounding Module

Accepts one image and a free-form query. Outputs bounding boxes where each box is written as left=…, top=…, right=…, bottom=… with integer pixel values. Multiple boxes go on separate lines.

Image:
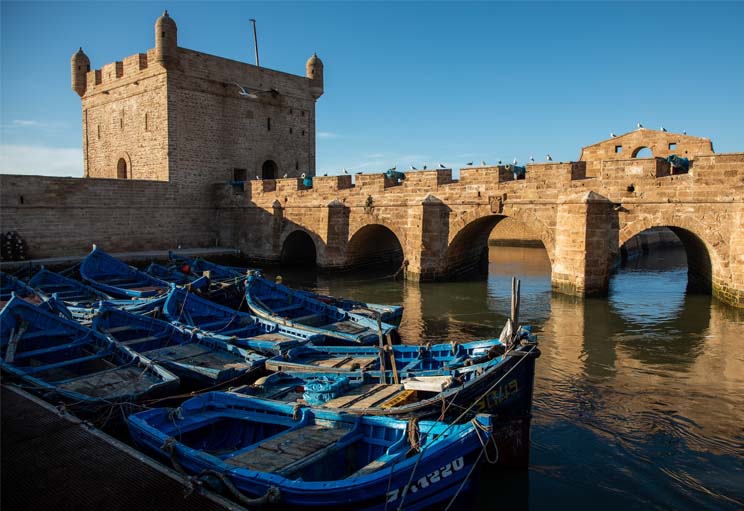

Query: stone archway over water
left=346, top=224, right=404, bottom=272
left=280, top=230, right=317, bottom=267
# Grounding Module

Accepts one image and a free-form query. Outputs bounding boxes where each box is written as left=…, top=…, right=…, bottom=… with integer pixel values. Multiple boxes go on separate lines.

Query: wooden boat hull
left=163, top=286, right=319, bottom=354
left=92, top=305, right=266, bottom=387
left=245, top=274, right=398, bottom=346
left=127, top=392, right=490, bottom=510
left=80, top=245, right=169, bottom=298
left=0, top=296, right=179, bottom=415
left=29, top=268, right=111, bottom=308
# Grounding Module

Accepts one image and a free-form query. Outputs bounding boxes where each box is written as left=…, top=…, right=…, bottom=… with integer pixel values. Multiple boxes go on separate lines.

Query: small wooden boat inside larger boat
left=80, top=245, right=169, bottom=298
left=245, top=274, right=398, bottom=345
left=163, top=286, right=320, bottom=354
left=0, top=296, right=178, bottom=411
left=92, top=304, right=266, bottom=386
left=127, top=391, right=492, bottom=511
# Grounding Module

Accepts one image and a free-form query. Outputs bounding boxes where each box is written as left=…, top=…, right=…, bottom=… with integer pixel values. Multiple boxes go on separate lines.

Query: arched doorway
left=346, top=225, right=404, bottom=272
left=116, top=158, right=128, bottom=179
left=262, top=160, right=277, bottom=180
left=632, top=146, right=653, bottom=158
left=280, top=230, right=317, bottom=267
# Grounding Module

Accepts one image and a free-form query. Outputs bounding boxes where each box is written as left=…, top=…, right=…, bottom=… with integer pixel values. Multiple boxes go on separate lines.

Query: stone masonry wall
left=0, top=174, right=217, bottom=258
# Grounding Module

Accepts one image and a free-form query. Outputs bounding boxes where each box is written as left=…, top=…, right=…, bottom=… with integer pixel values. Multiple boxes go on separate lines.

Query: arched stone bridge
left=216, top=130, right=744, bottom=308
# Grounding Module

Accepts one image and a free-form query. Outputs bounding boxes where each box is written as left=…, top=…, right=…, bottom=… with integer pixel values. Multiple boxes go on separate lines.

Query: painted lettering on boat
left=473, top=378, right=519, bottom=413
left=385, top=456, right=465, bottom=503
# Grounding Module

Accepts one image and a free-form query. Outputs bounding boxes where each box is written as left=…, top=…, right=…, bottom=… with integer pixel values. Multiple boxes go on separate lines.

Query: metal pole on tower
left=249, top=18, right=260, bottom=67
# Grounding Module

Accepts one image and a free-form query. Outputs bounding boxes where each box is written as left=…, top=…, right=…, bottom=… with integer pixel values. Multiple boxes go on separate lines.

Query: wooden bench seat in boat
left=322, top=321, right=367, bottom=335
left=55, top=366, right=163, bottom=397
left=223, top=424, right=354, bottom=475
left=323, top=384, right=403, bottom=409
left=145, top=344, right=253, bottom=371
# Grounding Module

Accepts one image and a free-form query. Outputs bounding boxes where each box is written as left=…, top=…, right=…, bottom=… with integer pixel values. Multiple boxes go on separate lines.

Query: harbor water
left=267, top=246, right=744, bottom=510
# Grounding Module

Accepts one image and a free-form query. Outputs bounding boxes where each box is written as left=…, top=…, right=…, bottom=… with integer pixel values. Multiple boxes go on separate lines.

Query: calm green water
left=267, top=246, right=744, bottom=510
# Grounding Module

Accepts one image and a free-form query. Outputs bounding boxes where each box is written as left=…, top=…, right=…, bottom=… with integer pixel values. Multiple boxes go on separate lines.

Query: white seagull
left=255, top=175, right=260, bottom=180
left=610, top=132, right=616, bottom=138
left=438, top=163, right=446, bottom=169
left=282, top=173, right=288, bottom=178
left=637, top=121, right=643, bottom=129
left=343, top=168, right=349, bottom=175
left=481, top=160, right=487, bottom=166
left=546, top=154, right=553, bottom=161
left=410, top=165, right=417, bottom=170
left=529, top=156, right=535, bottom=163
left=513, top=158, right=518, bottom=165
left=660, top=126, right=667, bottom=132
left=233, top=82, right=257, bottom=98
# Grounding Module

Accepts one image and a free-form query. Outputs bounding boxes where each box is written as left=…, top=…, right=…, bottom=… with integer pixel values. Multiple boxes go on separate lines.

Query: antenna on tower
left=249, top=19, right=260, bottom=67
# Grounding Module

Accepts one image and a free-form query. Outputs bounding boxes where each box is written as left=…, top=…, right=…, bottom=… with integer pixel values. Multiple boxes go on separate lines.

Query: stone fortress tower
left=71, top=11, right=323, bottom=185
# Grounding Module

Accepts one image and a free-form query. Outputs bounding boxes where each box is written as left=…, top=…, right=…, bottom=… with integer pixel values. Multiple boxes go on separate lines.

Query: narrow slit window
left=289, top=127, right=293, bottom=134
left=97, top=125, right=100, bottom=139
left=267, top=117, right=271, bottom=131
left=145, top=113, right=149, bottom=131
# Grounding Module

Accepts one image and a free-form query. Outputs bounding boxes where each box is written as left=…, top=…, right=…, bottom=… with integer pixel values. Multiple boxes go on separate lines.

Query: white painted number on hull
left=386, top=456, right=465, bottom=503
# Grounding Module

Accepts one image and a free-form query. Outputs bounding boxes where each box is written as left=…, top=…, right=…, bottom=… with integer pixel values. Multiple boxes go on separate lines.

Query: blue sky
left=2, top=1, right=743, bottom=177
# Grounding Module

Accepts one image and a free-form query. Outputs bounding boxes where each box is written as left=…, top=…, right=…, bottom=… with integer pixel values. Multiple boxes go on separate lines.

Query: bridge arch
left=280, top=229, right=317, bottom=267
left=619, top=222, right=725, bottom=295
left=346, top=223, right=405, bottom=272
left=444, top=213, right=554, bottom=278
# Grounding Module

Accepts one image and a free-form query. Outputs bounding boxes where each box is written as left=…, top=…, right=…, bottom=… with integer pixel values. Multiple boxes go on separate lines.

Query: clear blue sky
left=2, top=1, right=743, bottom=177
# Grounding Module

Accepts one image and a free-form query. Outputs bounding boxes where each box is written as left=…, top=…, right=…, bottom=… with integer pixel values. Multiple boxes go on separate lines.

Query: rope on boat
left=198, top=469, right=281, bottom=508
left=472, top=418, right=499, bottom=465
left=395, top=344, right=538, bottom=511
left=292, top=403, right=302, bottom=421
left=162, top=437, right=190, bottom=475
left=443, top=448, right=485, bottom=511
left=407, top=417, right=420, bottom=452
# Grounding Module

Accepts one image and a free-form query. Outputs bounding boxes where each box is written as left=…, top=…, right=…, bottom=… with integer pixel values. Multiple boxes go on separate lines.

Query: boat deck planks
left=323, top=384, right=402, bottom=409
left=224, top=424, right=352, bottom=474
left=145, top=344, right=252, bottom=371
left=56, top=367, right=164, bottom=397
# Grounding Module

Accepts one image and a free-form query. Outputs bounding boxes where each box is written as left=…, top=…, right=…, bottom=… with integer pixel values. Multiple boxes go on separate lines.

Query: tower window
left=289, top=127, right=293, bottom=134
left=669, top=142, right=677, bottom=150
left=267, top=117, right=271, bottom=131
left=290, top=108, right=294, bottom=115
left=302, top=129, right=306, bottom=136
left=615, top=145, right=622, bottom=153
left=295, top=161, right=299, bottom=170
left=301, top=111, right=305, bottom=117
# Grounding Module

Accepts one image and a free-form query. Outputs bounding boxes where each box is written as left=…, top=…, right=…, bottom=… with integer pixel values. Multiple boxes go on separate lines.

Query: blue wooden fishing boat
left=296, top=289, right=404, bottom=326
left=168, top=251, right=246, bottom=281
left=29, top=267, right=111, bottom=307
left=80, top=245, right=169, bottom=298
left=245, top=274, right=398, bottom=345
left=92, top=304, right=266, bottom=386
left=265, top=338, right=505, bottom=375
left=127, top=391, right=492, bottom=510
left=163, top=286, right=320, bottom=354
left=145, top=261, right=197, bottom=285
left=238, top=330, right=538, bottom=420
left=0, top=296, right=178, bottom=411
left=1, top=271, right=42, bottom=307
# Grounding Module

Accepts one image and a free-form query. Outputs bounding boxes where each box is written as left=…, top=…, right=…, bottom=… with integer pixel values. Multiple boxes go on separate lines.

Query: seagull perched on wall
left=513, top=158, right=518, bottom=165
left=637, top=122, right=643, bottom=129
left=683, top=130, right=687, bottom=135
left=466, top=162, right=473, bottom=166
left=355, top=171, right=363, bottom=175
left=546, top=154, right=553, bottom=161
left=610, top=132, right=617, bottom=138
left=438, top=163, right=446, bottom=169
left=529, top=156, right=535, bottom=163
left=255, top=175, right=260, bottom=180
left=423, top=164, right=427, bottom=169
left=282, top=173, right=288, bottom=178
left=388, top=166, right=396, bottom=171
left=323, top=173, right=328, bottom=176
left=498, top=160, right=502, bottom=165
left=660, top=126, right=667, bottom=132
left=410, top=165, right=417, bottom=170
left=233, top=82, right=258, bottom=99
left=481, top=160, right=487, bottom=166
left=343, top=168, right=349, bottom=175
